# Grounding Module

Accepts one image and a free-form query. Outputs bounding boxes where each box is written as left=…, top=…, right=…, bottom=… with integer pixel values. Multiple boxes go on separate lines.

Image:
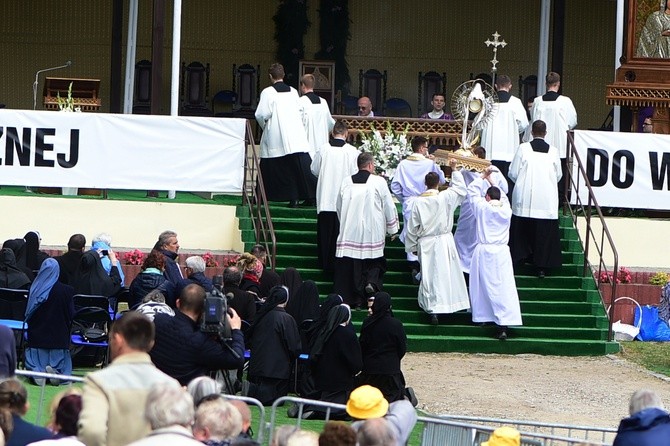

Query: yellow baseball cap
left=345, top=385, right=389, bottom=419
left=482, top=426, right=521, bottom=446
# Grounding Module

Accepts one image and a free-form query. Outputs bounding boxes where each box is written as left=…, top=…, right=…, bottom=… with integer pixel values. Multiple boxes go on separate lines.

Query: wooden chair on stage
left=359, top=69, right=387, bottom=116
left=133, top=59, right=152, bottom=115
left=180, top=61, right=213, bottom=117
left=233, top=63, right=260, bottom=114
left=518, top=74, right=538, bottom=109
left=418, top=71, right=447, bottom=116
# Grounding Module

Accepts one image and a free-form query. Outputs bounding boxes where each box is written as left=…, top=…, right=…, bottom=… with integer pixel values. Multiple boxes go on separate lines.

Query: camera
left=201, top=289, right=233, bottom=341
left=101, top=250, right=109, bottom=256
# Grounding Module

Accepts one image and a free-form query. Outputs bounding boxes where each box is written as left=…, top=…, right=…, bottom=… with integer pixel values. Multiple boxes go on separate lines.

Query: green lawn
left=617, top=340, right=670, bottom=376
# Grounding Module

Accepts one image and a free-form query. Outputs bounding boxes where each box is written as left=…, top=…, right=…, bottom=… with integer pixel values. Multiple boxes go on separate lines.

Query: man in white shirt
left=390, top=136, right=445, bottom=281
left=334, top=152, right=399, bottom=309
left=405, top=166, right=469, bottom=325
left=480, top=74, right=529, bottom=193
left=524, top=72, right=577, bottom=202
left=299, top=74, right=335, bottom=158
left=467, top=170, right=522, bottom=340
left=310, top=121, right=360, bottom=272
left=509, top=120, right=563, bottom=278
left=255, top=63, right=316, bottom=208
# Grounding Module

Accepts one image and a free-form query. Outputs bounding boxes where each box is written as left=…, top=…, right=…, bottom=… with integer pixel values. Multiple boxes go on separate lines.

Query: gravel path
left=403, top=352, right=670, bottom=428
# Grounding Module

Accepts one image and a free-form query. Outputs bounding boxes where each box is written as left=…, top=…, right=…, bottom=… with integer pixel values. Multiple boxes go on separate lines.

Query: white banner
left=572, top=130, right=670, bottom=210
left=0, top=110, right=246, bottom=192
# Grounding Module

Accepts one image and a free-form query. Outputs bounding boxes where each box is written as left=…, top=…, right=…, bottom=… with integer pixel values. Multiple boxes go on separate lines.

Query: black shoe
left=364, top=283, right=376, bottom=296
left=405, top=387, right=419, bottom=407
left=538, top=269, right=546, bottom=279
left=288, top=200, right=299, bottom=208
left=430, top=314, right=439, bottom=325
left=411, top=268, right=420, bottom=285
left=495, top=330, right=508, bottom=340
left=300, top=198, right=316, bottom=206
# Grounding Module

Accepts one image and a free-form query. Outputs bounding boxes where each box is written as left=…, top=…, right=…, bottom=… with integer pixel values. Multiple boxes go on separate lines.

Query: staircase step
left=241, top=202, right=618, bottom=356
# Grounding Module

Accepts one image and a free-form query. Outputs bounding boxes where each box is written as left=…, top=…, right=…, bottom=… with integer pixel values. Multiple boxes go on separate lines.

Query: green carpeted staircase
left=238, top=203, right=619, bottom=356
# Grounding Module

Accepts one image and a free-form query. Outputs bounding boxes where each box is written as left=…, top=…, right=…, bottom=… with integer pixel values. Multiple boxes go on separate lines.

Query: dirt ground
left=403, top=352, right=670, bottom=429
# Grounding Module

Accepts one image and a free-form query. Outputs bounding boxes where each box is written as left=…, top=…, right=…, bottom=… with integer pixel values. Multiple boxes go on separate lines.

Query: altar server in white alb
left=404, top=164, right=469, bottom=325
left=454, top=147, right=508, bottom=279
left=467, top=170, right=522, bottom=340
left=390, top=136, right=445, bottom=280
left=310, top=120, right=360, bottom=272
left=480, top=74, right=528, bottom=192
left=334, top=152, right=399, bottom=309
left=524, top=72, right=577, bottom=199
left=300, top=74, right=335, bottom=158
left=509, top=120, right=563, bottom=278
left=255, top=63, right=316, bottom=208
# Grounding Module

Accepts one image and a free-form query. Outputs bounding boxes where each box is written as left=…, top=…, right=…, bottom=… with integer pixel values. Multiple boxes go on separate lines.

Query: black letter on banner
left=586, top=148, right=608, bottom=187
left=57, top=129, right=79, bottom=168
left=35, top=128, right=55, bottom=167
left=611, top=150, right=634, bottom=189
left=649, top=152, right=670, bottom=190
left=5, top=127, right=31, bottom=166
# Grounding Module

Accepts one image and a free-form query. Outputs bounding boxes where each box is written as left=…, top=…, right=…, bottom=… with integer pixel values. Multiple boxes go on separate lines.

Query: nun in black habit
left=73, top=250, right=122, bottom=297
left=246, top=285, right=301, bottom=406
left=358, top=291, right=408, bottom=403
left=307, top=304, right=362, bottom=418
left=0, top=248, right=31, bottom=289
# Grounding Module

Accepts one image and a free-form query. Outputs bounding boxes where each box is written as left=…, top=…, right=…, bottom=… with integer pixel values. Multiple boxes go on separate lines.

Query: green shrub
left=649, top=272, right=670, bottom=286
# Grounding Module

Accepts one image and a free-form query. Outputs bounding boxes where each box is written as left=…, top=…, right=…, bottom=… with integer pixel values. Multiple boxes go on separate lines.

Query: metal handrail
left=241, top=121, right=277, bottom=270
left=564, top=131, right=618, bottom=341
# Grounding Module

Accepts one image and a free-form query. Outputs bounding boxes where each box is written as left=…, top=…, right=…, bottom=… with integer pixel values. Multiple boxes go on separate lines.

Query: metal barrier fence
left=418, top=415, right=613, bottom=446
left=268, top=395, right=616, bottom=446
left=268, top=396, right=347, bottom=443
left=441, top=414, right=617, bottom=445
left=12, top=370, right=267, bottom=444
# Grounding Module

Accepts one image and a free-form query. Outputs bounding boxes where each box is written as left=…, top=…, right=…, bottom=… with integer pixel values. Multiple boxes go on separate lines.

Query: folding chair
left=70, top=306, right=112, bottom=368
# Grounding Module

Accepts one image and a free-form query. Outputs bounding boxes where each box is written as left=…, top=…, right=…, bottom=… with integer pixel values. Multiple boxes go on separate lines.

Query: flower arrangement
left=649, top=272, right=670, bottom=286
left=224, top=255, right=240, bottom=267
left=57, top=82, right=81, bottom=112
left=598, top=267, right=632, bottom=284
left=202, top=252, right=219, bottom=268
left=123, top=249, right=145, bottom=266
left=358, top=121, right=412, bottom=181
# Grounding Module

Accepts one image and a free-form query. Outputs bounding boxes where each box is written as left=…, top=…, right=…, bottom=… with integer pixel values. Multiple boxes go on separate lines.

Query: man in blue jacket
left=613, top=389, right=670, bottom=446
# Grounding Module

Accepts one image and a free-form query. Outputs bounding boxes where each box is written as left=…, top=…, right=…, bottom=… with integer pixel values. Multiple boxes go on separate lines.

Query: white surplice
left=310, top=140, right=360, bottom=213
left=336, top=174, right=399, bottom=259
left=481, top=94, right=529, bottom=162
left=255, top=84, right=310, bottom=158
left=454, top=167, right=508, bottom=273
left=300, top=94, right=335, bottom=158
left=467, top=177, right=522, bottom=326
left=523, top=95, right=577, bottom=159
left=404, top=170, right=469, bottom=314
left=390, top=154, right=446, bottom=261
left=508, top=139, right=562, bottom=219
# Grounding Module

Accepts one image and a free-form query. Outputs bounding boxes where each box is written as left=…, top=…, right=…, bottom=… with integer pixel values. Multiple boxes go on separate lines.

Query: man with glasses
left=357, top=97, right=374, bottom=117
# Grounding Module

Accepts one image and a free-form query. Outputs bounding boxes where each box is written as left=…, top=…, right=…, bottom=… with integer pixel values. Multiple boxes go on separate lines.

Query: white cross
left=484, top=31, right=507, bottom=74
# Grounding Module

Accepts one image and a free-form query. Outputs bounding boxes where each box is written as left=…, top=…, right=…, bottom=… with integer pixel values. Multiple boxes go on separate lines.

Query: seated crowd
left=0, top=230, right=420, bottom=445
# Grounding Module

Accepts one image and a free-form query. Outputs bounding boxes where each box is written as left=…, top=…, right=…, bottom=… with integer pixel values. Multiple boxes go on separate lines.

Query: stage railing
left=565, top=131, right=619, bottom=341
left=242, top=120, right=277, bottom=270
left=332, top=115, right=463, bottom=148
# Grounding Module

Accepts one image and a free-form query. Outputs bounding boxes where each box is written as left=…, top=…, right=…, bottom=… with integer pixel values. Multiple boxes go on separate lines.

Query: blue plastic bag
left=634, top=305, right=670, bottom=342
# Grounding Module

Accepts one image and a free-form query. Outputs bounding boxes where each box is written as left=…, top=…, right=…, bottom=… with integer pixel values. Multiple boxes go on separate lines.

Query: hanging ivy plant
left=315, top=0, right=350, bottom=94
left=273, top=0, right=310, bottom=88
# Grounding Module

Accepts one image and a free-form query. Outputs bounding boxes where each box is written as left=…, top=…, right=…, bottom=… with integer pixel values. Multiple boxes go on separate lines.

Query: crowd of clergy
left=254, top=61, right=576, bottom=340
